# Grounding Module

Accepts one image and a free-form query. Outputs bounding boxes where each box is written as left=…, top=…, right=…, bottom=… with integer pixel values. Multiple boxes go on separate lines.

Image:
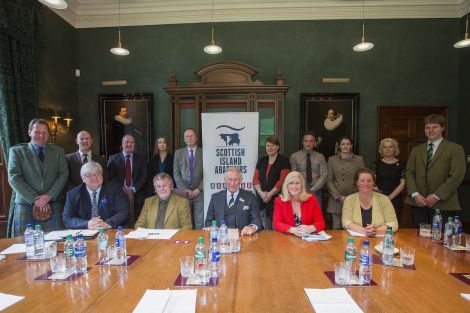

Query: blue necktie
left=91, top=191, right=98, bottom=218
left=228, top=193, right=235, bottom=208
left=37, top=147, right=45, bottom=162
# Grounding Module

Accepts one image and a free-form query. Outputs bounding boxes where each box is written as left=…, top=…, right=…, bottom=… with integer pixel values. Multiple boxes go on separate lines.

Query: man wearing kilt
left=8, top=118, right=69, bottom=237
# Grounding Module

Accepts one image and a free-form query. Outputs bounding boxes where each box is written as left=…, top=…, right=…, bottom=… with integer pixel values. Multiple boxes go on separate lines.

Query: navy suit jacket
left=63, top=181, right=128, bottom=229
left=65, top=151, right=107, bottom=190
left=107, top=152, right=147, bottom=204
left=205, top=189, right=262, bottom=230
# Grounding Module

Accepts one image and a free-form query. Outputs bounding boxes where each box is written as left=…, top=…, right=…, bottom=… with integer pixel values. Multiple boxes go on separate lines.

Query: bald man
left=66, top=130, right=107, bottom=190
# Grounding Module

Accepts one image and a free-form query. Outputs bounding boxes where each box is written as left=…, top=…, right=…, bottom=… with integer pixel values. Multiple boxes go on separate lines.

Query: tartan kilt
left=12, top=201, right=65, bottom=237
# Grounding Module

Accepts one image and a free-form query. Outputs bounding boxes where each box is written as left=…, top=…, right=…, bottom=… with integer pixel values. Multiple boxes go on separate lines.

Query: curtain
left=0, top=0, right=39, bottom=237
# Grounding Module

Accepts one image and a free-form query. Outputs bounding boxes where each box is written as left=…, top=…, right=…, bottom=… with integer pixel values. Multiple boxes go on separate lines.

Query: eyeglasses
left=84, top=173, right=102, bottom=179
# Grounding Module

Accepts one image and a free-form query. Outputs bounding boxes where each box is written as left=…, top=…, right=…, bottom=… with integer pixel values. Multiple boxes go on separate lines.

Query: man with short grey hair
left=63, top=161, right=128, bottom=229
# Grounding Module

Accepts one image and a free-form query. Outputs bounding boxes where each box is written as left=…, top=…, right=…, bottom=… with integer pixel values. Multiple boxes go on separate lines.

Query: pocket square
left=242, top=205, right=250, bottom=211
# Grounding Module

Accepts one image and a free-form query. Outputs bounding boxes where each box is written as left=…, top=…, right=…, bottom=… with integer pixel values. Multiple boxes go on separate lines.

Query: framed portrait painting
left=98, top=93, right=154, bottom=161
left=300, top=93, right=359, bottom=159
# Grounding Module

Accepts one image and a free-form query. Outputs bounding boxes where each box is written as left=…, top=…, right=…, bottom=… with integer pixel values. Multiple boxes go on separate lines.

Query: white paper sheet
left=302, top=231, right=332, bottom=241
left=133, top=289, right=197, bottom=313
left=347, top=229, right=384, bottom=237
left=126, top=228, right=179, bottom=240
left=44, top=229, right=82, bottom=241
left=0, top=292, right=24, bottom=311
left=0, top=241, right=54, bottom=255
left=304, top=288, right=364, bottom=313
left=461, top=293, right=470, bottom=301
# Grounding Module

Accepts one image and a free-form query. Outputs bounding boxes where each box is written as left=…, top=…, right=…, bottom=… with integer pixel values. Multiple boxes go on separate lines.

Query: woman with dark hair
left=326, top=136, right=365, bottom=229
left=253, top=136, right=290, bottom=230
left=150, top=137, right=174, bottom=188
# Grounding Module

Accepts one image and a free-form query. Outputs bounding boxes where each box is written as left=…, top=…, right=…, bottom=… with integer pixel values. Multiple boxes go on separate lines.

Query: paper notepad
left=0, top=292, right=24, bottom=311
left=133, top=289, right=197, bottom=313
left=126, top=228, right=179, bottom=240
left=0, top=241, right=55, bottom=255
left=304, top=288, right=364, bottom=313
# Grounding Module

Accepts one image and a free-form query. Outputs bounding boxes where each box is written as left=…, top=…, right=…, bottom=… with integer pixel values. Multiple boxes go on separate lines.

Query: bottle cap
left=454, top=216, right=459, bottom=219
left=212, top=220, right=217, bottom=226
left=118, top=226, right=123, bottom=231
left=221, top=219, right=226, bottom=225
left=99, top=227, right=105, bottom=233
left=448, top=217, right=453, bottom=222
left=363, top=240, right=370, bottom=246
left=348, top=237, right=354, bottom=243
left=66, top=234, right=73, bottom=240
left=35, top=224, right=41, bottom=230
left=435, top=209, right=440, bottom=213
left=77, top=234, right=84, bottom=239
left=198, top=237, right=203, bottom=243
left=26, top=224, right=32, bottom=228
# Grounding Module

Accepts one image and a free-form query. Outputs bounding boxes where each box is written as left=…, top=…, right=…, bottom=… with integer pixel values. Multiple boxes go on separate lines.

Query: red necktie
left=125, top=154, right=132, bottom=187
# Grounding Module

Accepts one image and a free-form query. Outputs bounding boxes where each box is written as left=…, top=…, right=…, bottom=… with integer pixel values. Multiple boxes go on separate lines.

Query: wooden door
left=378, top=106, right=448, bottom=228
left=0, top=145, right=12, bottom=238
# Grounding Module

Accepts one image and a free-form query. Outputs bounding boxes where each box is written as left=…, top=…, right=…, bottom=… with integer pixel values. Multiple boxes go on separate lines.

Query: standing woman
left=326, top=136, right=365, bottom=229
left=150, top=137, right=174, bottom=192
left=253, top=136, right=290, bottom=230
left=370, top=138, right=406, bottom=224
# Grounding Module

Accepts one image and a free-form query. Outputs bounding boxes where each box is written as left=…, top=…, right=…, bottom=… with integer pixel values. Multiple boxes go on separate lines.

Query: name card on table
left=133, top=289, right=197, bottom=313
left=304, top=288, right=364, bottom=313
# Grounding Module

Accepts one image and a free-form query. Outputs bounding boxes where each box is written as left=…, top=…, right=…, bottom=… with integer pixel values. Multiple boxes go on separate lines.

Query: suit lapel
left=430, top=140, right=446, bottom=168
left=79, top=185, right=91, bottom=219
left=164, top=195, right=177, bottom=224
left=27, top=143, right=43, bottom=176
left=74, top=151, right=82, bottom=165
left=150, top=197, right=159, bottom=227
left=419, top=143, right=428, bottom=167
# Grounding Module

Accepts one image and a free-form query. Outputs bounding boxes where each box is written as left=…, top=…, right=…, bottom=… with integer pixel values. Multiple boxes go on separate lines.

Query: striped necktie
left=426, top=143, right=433, bottom=173
left=228, top=193, right=235, bottom=208
left=91, top=191, right=98, bottom=218
left=83, top=153, right=88, bottom=164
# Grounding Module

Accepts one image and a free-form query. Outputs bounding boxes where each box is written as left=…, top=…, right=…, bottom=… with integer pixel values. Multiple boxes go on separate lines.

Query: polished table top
left=0, top=229, right=469, bottom=312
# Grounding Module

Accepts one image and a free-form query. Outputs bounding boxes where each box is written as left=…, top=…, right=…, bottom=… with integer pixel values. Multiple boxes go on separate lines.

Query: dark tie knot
left=126, top=154, right=131, bottom=159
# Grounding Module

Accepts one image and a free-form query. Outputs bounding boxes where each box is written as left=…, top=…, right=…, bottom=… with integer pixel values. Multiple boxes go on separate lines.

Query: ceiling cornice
left=49, top=1, right=470, bottom=29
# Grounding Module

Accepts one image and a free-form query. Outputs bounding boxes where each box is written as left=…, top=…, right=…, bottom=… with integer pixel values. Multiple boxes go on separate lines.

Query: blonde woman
left=273, top=171, right=325, bottom=236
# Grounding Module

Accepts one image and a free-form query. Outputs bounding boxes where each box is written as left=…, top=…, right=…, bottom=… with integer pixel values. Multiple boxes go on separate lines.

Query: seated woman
left=135, top=173, right=192, bottom=230
left=273, top=171, right=325, bottom=236
left=342, top=168, right=399, bottom=236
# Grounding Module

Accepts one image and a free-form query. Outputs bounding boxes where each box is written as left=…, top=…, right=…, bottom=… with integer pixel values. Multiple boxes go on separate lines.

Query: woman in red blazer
left=273, top=171, right=325, bottom=236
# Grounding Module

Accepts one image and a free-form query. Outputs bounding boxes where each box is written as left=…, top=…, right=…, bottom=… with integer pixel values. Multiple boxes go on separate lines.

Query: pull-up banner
left=201, top=112, right=259, bottom=217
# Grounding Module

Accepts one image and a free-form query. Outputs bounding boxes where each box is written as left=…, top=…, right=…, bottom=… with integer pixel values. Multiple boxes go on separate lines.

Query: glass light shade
left=454, top=35, right=470, bottom=48
left=38, top=0, right=67, bottom=9
left=110, top=43, right=130, bottom=56
left=353, top=41, right=374, bottom=52
left=204, top=43, right=222, bottom=54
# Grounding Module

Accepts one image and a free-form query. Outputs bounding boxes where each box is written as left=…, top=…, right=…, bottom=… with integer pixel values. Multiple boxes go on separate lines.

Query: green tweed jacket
left=405, top=139, right=466, bottom=211
left=8, top=142, right=69, bottom=204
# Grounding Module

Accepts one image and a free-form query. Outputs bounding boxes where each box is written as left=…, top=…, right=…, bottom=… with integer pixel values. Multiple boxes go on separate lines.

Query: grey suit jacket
left=205, top=189, right=262, bottom=230
left=173, top=146, right=203, bottom=191
left=8, top=142, right=69, bottom=204
left=65, top=151, right=107, bottom=190
left=405, top=139, right=466, bottom=211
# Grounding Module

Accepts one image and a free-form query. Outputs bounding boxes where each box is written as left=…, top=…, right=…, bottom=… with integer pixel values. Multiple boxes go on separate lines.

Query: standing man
left=290, top=131, right=328, bottom=208
left=205, top=167, right=262, bottom=235
left=173, top=128, right=204, bottom=229
left=8, top=118, right=69, bottom=236
left=107, top=135, right=147, bottom=221
left=66, top=130, right=107, bottom=190
left=405, top=114, right=466, bottom=227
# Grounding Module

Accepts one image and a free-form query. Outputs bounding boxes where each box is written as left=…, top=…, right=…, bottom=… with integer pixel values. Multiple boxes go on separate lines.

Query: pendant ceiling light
left=38, top=0, right=67, bottom=10
left=110, top=0, right=130, bottom=56
left=353, top=0, right=374, bottom=52
left=204, top=0, right=222, bottom=54
left=454, top=0, right=470, bottom=48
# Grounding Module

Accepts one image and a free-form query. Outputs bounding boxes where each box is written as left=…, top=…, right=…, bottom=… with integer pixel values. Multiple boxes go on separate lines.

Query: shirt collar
left=227, top=189, right=240, bottom=202
left=31, top=142, right=45, bottom=152
left=428, top=137, right=443, bottom=146
left=86, top=185, right=102, bottom=197
left=123, top=151, right=133, bottom=158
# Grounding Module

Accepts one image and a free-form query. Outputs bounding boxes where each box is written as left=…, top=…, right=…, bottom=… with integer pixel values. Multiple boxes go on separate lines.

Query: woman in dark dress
left=149, top=137, right=174, bottom=194
left=370, top=137, right=406, bottom=224
left=253, top=136, right=290, bottom=230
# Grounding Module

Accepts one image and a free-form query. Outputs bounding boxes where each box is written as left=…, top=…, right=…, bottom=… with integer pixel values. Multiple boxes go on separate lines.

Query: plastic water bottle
left=64, top=234, right=76, bottom=273
left=432, top=209, right=442, bottom=240
left=210, top=220, right=218, bottom=242
left=344, top=237, right=357, bottom=276
left=218, top=220, right=229, bottom=253
left=444, top=217, right=454, bottom=248
left=382, top=226, right=395, bottom=266
left=97, top=227, right=109, bottom=263
left=195, top=237, right=207, bottom=280
left=359, top=240, right=372, bottom=284
left=115, top=226, right=127, bottom=261
left=33, top=224, right=45, bottom=259
left=74, top=234, right=87, bottom=273
left=24, top=224, right=35, bottom=259
left=209, top=237, right=220, bottom=277
left=453, top=216, right=462, bottom=246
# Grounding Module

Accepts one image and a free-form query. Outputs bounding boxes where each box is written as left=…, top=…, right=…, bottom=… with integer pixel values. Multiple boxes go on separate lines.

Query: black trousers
left=412, top=206, right=456, bottom=228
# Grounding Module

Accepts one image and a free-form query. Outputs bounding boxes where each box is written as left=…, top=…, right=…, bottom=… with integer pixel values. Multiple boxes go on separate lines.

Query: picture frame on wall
left=300, top=93, right=359, bottom=160
left=98, top=93, right=154, bottom=161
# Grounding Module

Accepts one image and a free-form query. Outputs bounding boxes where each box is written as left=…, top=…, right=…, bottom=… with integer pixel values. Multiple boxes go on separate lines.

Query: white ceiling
left=48, top=0, right=470, bottom=28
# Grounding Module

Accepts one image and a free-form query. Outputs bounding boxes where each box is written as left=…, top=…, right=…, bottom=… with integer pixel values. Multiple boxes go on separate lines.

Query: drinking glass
left=44, top=241, right=57, bottom=258
left=334, top=262, right=350, bottom=285
left=229, top=238, right=240, bottom=253
left=466, top=236, right=470, bottom=252
left=107, top=244, right=116, bottom=260
left=400, top=247, right=415, bottom=266
left=50, top=253, right=66, bottom=273
left=180, top=256, right=194, bottom=278
left=419, top=223, right=431, bottom=237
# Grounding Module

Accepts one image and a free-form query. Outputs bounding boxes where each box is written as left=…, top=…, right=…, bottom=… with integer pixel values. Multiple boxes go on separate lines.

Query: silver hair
left=80, top=161, right=103, bottom=178
left=224, top=167, right=242, bottom=180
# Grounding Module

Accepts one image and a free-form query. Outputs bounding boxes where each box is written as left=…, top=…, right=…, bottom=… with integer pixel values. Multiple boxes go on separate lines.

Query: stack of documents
left=302, top=231, right=332, bottom=241
left=133, top=289, right=197, bottom=313
left=126, top=228, right=179, bottom=240
left=347, top=229, right=384, bottom=237
left=44, top=229, right=99, bottom=241
left=0, top=292, right=24, bottom=311
left=304, top=288, right=364, bottom=313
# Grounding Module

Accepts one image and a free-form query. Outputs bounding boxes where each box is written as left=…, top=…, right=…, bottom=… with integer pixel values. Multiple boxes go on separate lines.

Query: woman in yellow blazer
left=342, top=168, right=398, bottom=236
left=135, top=173, right=192, bottom=229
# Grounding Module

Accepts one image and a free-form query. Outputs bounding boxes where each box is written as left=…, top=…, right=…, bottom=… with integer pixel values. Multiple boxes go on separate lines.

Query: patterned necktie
left=228, top=193, right=235, bottom=208
left=426, top=143, right=433, bottom=173
left=91, top=191, right=98, bottom=218
left=37, top=147, right=44, bottom=162
left=83, top=153, right=88, bottom=164
left=125, top=154, right=132, bottom=187
left=189, top=149, right=194, bottom=186
left=306, top=152, right=313, bottom=186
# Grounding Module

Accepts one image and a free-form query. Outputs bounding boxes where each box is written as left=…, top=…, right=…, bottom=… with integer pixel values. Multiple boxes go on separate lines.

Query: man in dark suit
left=107, top=135, right=147, bottom=219
left=8, top=118, right=69, bottom=236
left=66, top=130, right=106, bottom=190
left=173, top=128, right=204, bottom=229
left=205, top=167, right=262, bottom=235
left=405, top=114, right=466, bottom=227
left=63, top=161, right=128, bottom=229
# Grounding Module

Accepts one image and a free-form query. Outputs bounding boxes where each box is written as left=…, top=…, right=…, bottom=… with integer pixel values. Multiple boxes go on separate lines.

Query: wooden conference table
left=0, top=229, right=469, bottom=312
